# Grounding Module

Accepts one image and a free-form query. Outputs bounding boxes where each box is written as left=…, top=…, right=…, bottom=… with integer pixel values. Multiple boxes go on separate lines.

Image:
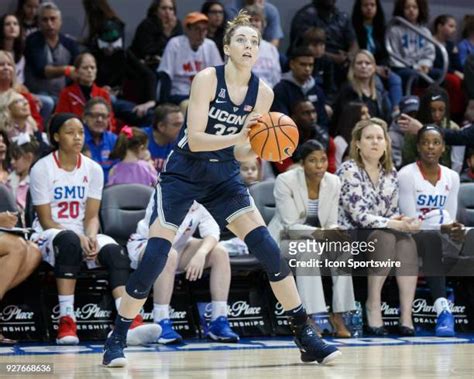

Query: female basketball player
left=30, top=113, right=160, bottom=346
left=399, top=125, right=462, bottom=337
left=103, top=11, right=341, bottom=367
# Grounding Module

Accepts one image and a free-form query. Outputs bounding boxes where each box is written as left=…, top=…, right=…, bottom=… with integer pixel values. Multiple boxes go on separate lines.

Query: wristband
left=64, top=66, right=72, bottom=77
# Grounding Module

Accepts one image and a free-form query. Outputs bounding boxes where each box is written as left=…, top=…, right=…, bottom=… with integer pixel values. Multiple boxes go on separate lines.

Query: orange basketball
left=249, top=112, right=299, bottom=162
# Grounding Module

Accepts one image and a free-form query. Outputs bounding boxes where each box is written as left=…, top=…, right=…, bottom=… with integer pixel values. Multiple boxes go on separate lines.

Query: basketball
left=249, top=112, right=299, bottom=162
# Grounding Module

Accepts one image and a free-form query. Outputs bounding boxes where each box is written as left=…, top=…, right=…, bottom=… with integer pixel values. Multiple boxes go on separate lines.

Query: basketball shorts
left=31, top=228, right=118, bottom=269
left=153, top=151, right=256, bottom=231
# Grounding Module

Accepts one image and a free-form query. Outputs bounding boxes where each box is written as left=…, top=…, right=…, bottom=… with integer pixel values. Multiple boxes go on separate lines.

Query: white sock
left=153, top=304, right=170, bottom=323
left=58, top=295, right=75, bottom=320
left=211, top=301, right=228, bottom=321
left=115, top=297, right=121, bottom=311
left=434, top=297, right=451, bottom=317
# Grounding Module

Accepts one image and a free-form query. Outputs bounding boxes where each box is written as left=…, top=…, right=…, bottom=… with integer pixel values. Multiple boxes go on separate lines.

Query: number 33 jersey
left=175, top=65, right=260, bottom=162
left=30, top=152, right=104, bottom=234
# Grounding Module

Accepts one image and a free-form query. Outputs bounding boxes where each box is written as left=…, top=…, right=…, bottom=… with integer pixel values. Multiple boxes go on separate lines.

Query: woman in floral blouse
left=337, top=118, right=420, bottom=336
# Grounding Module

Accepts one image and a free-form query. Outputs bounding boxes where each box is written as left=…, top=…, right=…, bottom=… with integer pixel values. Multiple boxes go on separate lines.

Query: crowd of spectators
left=1, top=0, right=474, bottom=344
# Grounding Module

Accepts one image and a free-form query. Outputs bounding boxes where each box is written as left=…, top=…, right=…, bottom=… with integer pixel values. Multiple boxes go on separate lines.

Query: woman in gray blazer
left=268, top=140, right=355, bottom=337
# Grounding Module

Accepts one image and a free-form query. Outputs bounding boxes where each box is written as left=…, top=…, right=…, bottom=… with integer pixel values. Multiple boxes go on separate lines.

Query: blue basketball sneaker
left=102, top=333, right=127, bottom=367
left=435, top=311, right=455, bottom=337
left=207, top=316, right=240, bottom=342
left=294, top=320, right=341, bottom=364
left=157, top=319, right=183, bottom=344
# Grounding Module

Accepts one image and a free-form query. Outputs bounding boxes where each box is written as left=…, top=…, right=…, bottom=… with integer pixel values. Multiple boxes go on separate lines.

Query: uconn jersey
left=29, top=152, right=104, bottom=234
left=175, top=65, right=259, bottom=162
left=398, top=162, right=460, bottom=229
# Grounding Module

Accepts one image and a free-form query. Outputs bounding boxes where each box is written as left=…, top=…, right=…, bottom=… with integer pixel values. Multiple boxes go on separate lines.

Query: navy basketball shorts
left=150, top=151, right=256, bottom=230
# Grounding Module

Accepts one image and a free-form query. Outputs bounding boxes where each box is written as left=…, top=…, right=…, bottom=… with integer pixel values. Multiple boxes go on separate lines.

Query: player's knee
left=126, top=237, right=172, bottom=299
left=163, top=249, right=178, bottom=274
left=53, top=230, right=82, bottom=279
left=98, top=244, right=131, bottom=289
left=208, top=244, right=230, bottom=268
left=244, top=226, right=290, bottom=282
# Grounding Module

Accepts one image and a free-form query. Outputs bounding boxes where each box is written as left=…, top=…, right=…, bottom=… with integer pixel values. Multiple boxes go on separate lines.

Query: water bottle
left=351, top=301, right=363, bottom=338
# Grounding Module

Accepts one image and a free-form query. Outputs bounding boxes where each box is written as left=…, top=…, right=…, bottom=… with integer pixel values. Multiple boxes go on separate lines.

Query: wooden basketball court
left=1, top=336, right=473, bottom=378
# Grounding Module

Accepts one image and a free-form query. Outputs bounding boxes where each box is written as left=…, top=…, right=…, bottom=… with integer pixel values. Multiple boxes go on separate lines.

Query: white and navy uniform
left=155, top=65, right=260, bottom=230
left=398, top=162, right=460, bottom=229
left=29, top=152, right=117, bottom=268
left=127, top=200, right=220, bottom=269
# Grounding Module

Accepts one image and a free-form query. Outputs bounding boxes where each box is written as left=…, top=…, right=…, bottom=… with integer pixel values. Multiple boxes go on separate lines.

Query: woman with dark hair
left=0, top=130, right=10, bottom=183
left=403, top=85, right=464, bottom=172
left=337, top=118, right=420, bottom=336
left=352, top=0, right=402, bottom=110
left=0, top=14, right=25, bottom=84
left=201, top=1, right=226, bottom=59
left=457, top=15, right=474, bottom=66
left=82, top=0, right=123, bottom=49
left=130, top=0, right=182, bottom=69
left=15, top=0, right=41, bottom=37
left=387, top=0, right=441, bottom=90
left=332, top=101, right=370, bottom=169
left=268, top=139, right=355, bottom=338
left=399, top=125, right=462, bottom=337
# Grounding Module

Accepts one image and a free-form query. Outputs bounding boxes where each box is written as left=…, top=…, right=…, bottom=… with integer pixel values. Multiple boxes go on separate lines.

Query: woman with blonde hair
left=337, top=117, right=420, bottom=336
left=333, top=50, right=391, bottom=128
left=0, top=50, right=43, bottom=129
left=0, top=89, right=37, bottom=142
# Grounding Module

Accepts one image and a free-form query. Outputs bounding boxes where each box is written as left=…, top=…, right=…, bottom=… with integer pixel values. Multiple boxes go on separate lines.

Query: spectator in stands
left=0, top=14, right=25, bottom=84
left=387, top=0, right=441, bottom=90
left=293, top=27, right=337, bottom=103
left=144, top=103, right=183, bottom=173
left=82, top=0, right=157, bottom=126
left=0, top=89, right=37, bottom=143
left=7, top=136, right=38, bottom=215
left=225, top=0, right=283, bottom=47
left=56, top=53, right=116, bottom=131
left=403, top=85, right=464, bottom=173
left=290, top=0, right=357, bottom=85
left=127, top=200, right=239, bottom=344
left=239, top=158, right=260, bottom=186
left=0, top=210, right=41, bottom=344
left=107, top=126, right=157, bottom=187
left=0, top=50, right=43, bottom=131
left=461, top=148, right=474, bottom=182
left=30, top=113, right=159, bottom=345
left=0, top=130, right=10, bottom=183
left=433, top=15, right=465, bottom=122
left=24, top=2, right=79, bottom=121
left=389, top=95, right=420, bottom=169
left=333, top=50, right=391, bottom=126
left=15, top=0, right=41, bottom=37
left=268, top=140, right=355, bottom=338
left=130, top=0, right=182, bottom=70
left=458, top=15, right=474, bottom=67
left=399, top=125, right=462, bottom=337
left=157, top=12, right=223, bottom=105
left=337, top=118, right=419, bottom=336
left=352, top=0, right=403, bottom=111
left=82, top=97, right=117, bottom=182
left=201, top=1, right=226, bottom=60
left=333, top=101, right=370, bottom=169
left=272, top=46, right=328, bottom=128
left=246, top=4, right=280, bottom=88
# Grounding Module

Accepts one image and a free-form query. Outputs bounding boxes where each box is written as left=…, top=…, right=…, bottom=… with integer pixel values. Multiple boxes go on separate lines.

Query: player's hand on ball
left=237, top=113, right=261, bottom=144
left=185, top=251, right=207, bottom=281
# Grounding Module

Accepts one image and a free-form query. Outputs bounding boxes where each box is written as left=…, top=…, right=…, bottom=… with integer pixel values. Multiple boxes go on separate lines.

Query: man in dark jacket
left=271, top=46, right=329, bottom=128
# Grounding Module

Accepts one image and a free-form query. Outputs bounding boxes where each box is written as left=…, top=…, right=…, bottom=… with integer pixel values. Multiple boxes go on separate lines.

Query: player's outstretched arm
left=187, top=68, right=251, bottom=152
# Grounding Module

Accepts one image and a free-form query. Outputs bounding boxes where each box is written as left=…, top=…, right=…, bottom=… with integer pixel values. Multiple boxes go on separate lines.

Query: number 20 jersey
left=29, top=152, right=104, bottom=234
left=175, top=65, right=260, bottom=162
